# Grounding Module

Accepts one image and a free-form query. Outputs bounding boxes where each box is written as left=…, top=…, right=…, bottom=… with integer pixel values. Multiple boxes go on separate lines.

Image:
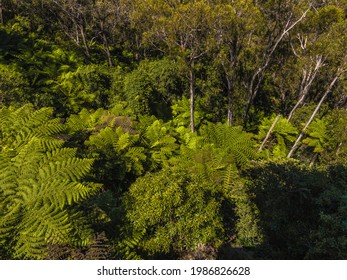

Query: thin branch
left=287, top=73, right=340, bottom=158
left=258, top=114, right=281, bottom=152
left=244, top=3, right=313, bottom=122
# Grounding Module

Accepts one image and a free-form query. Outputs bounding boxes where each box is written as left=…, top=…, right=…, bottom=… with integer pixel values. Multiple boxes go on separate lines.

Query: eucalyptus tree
left=287, top=23, right=347, bottom=159
left=287, top=4, right=345, bottom=121
left=243, top=0, right=313, bottom=124
left=48, top=0, right=95, bottom=59
left=287, top=59, right=347, bottom=158
left=213, top=0, right=262, bottom=126
left=259, top=3, right=346, bottom=153
left=122, top=0, right=216, bottom=132
left=88, top=0, right=129, bottom=66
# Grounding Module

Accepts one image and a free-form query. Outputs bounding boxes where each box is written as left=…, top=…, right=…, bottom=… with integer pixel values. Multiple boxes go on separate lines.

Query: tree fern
left=0, top=104, right=65, bottom=150
left=116, top=228, right=145, bottom=260
left=142, top=119, right=179, bottom=169
left=302, top=118, right=329, bottom=153
left=86, top=125, right=146, bottom=176
left=200, top=122, right=255, bottom=167
left=122, top=139, right=243, bottom=257
left=257, top=115, right=298, bottom=158
left=0, top=105, right=102, bottom=259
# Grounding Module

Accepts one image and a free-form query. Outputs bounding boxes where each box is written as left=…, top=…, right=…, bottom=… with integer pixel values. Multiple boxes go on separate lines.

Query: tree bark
left=244, top=4, right=312, bottom=124
left=226, top=73, right=234, bottom=126
left=189, top=67, right=195, bottom=133
left=336, top=141, right=344, bottom=157
left=102, top=32, right=113, bottom=67
left=287, top=74, right=340, bottom=158
left=309, top=153, right=318, bottom=167
left=80, top=25, right=91, bottom=59
left=258, top=55, right=323, bottom=151
left=0, top=0, right=3, bottom=25
left=287, top=55, right=324, bottom=121
left=258, top=114, right=281, bottom=151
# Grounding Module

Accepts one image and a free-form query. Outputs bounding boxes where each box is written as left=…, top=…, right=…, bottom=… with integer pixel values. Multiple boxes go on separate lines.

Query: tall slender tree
left=123, top=0, right=215, bottom=132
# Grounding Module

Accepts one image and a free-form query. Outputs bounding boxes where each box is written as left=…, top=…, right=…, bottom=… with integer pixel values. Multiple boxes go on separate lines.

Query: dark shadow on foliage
left=238, top=161, right=347, bottom=259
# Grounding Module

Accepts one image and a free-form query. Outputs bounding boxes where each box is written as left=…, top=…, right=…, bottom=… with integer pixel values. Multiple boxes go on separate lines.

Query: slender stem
left=287, top=74, right=340, bottom=158
left=244, top=4, right=312, bottom=123
left=287, top=56, right=324, bottom=121
left=189, top=67, right=195, bottom=133
left=258, top=114, right=281, bottom=152
left=0, top=0, right=3, bottom=25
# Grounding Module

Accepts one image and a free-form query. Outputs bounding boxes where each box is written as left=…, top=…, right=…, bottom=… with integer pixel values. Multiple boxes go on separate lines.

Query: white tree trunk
left=287, top=55, right=324, bottom=121
left=287, top=74, right=340, bottom=158
left=258, top=114, right=281, bottom=151
left=189, top=68, right=195, bottom=133
left=244, top=4, right=312, bottom=122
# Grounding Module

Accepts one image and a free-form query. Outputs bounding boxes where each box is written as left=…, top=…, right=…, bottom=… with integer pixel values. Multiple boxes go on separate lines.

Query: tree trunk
left=336, top=141, right=343, bottom=157
left=258, top=114, right=281, bottom=151
left=0, top=0, right=3, bottom=25
left=102, top=33, right=113, bottom=67
left=309, top=153, right=318, bottom=167
left=189, top=67, right=195, bottom=133
left=226, top=74, right=234, bottom=126
left=259, top=56, right=323, bottom=151
left=244, top=4, right=312, bottom=124
left=75, top=24, right=79, bottom=45
left=80, top=25, right=91, bottom=59
left=287, top=74, right=340, bottom=158
left=287, top=56, right=323, bottom=121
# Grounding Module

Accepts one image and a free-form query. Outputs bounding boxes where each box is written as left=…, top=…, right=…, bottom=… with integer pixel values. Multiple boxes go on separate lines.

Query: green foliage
left=142, top=119, right=179, bottom=169
left=257, top=115, right=298, bottom=158
left=123, top=152, right=226, bottom=258
left=123, top=58, right=181, bottom=118
left=86, top=126, right=146, bottom=176
left=169, top=97, right=205, bottom=149
left=223, top=165, right=264, bottom=248
left=305, top=164, right=347, bottom=259
left=55, top=65, right=113, bottom=114
left=121, top=122, right=257, bottom=258
left=1, top=0, right=346, bottom=261
left=303, top=118, right=329, bottom=153
left=245, top=160, right=347, bottom=259
left=325, top=109, right=347, bottom=162
left=116, top=228, right=145, bottom=260
left=310, top=5, right=345, bottom=34
left=65, top=106, right=145, bottom=193
left=200, top=122, right=256, bottom=167
left=0, top=105, right=102, bottom=259
left=303, top=110, right=347, bottom=163
left=0, top=64, right=28, bottom=106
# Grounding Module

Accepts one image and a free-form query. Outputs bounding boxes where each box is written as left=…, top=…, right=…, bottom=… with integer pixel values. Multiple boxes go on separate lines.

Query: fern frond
left=125, top=146, right=146, bottom=162
left=19, top=107, right=53, bottom=129
left=0, top=105, right=102, bottom=259
left=0, top=204, right=21, bottom=241
left=303, top=118, right=329, bottom=153
left=43, top=148, right=78, bottom=163
left=257, top=115, right=298, bottom=157
left=35, top=120, right=65, bottom=137
left=86, top=127, right=118, bottom=150
left=38, top=157, right=93, bottom=182
left=117, top=229, right=145, bottom=260
left=14, top=234, right=47, bottom=260
left=116, top=132, right=131, bottom=151
left=201, top=123, right=255, bottom=166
